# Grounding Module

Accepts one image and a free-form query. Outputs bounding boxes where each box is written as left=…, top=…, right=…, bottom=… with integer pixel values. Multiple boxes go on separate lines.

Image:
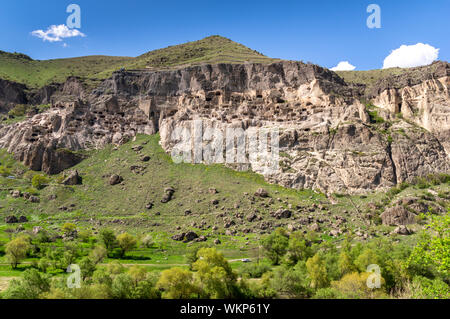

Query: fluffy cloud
left=330, top=61, right=356, bottom=71
left=31, top=24, right=85, bottom=42
left=383, top=43, right=439, bottom=69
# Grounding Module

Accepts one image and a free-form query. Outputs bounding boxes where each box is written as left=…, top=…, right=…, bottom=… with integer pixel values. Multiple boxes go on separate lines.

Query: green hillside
left=0, top=36, right=277, bottom=88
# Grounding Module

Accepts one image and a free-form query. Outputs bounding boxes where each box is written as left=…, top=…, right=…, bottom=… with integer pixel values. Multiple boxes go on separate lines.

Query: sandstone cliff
left=0, top=61, right=448, bottom=194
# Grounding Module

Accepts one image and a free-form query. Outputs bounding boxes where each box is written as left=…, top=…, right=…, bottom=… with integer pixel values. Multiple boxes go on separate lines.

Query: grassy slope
left=0, top=134, right=448, bottom=245
left=0, top=36, right=277, bottom=88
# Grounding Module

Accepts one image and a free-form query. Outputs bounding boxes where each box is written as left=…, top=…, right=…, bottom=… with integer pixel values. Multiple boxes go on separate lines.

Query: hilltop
left=0, top=36, right=277, bottom=88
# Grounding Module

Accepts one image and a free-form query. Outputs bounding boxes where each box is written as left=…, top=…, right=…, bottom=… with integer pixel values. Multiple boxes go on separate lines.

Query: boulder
left=5, top=216, right=18, bottom=223
left=254, top=188, right=269, bottom=198
left=171, top=233, right=185, bottom=241
left=393, top=225, right=411, bottom=235
left=33, top=226, right=43, bottom=234
left=380, top=206, right=416, bottom=226
left=63, top=170, right=82, bottom=185
left=109, top=174, right=123, bottom=185
left=10, top=190, right=21, bottom=198
left=272, top=209, right=292, bottom=219
left=309, top=223, right=320, bottom=232
left=28, top=196, right=40, bottom=203
left=18, top=216, right=28, bottom=223
left=184, top=231, right=199, bottom=242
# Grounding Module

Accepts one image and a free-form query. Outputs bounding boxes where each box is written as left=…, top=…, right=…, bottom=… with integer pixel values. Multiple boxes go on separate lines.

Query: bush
left=117, top=233, right=137, bottom=258
left=61, top=223, right=77, bottom=234
left=31, top=174, right=50, bottom=190
left=261, top=228, right=289, bottom=265
left=0, top=165, right=11, bottom=177
left=8, top=104, right=29, bottom=117
left=240, top=263, right=271, bottom=278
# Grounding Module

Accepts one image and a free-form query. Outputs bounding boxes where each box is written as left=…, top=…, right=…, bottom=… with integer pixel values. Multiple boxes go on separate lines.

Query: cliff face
left=0, top=78, right=27, bottom=113
left=0, top=61, right=448, bottom=194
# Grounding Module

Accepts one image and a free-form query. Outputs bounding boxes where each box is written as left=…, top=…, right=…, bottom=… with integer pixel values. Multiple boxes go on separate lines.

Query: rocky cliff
left=0, top=61, right=448, bottom=194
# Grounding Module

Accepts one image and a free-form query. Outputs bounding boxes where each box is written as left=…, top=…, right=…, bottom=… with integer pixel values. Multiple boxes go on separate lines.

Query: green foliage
left=284, top=231, right=314, bottom=265
left=330, top=272, right=387, bottom=299
left=61, top=223, right=77, bottom=234
left=0, top=165, right=11, bottom=177
left=156, top=267, right=199, bottom=299
left=8, top=104, right=29, bottom=117
left=407, top=212, right=450, bottom=278
left=192, top=248, right=239, bottom=298
left=306, top=254, right=329, bottom=289
left=261, top=228, right=289, bottom=265
left=31, top=174, right=49, bottom=190
left=3, top=269, right=50, bottom=299
left=5, top=236, right=31, bottom=269
left=240, top=263, right=271, bottom=279
left=99, top=229, right=118, bottom=254
left=116, top=233, right=137, bottom=258
left=111, top=273, right=134, bottom=299
left=269, top=262, right=311, bottom=298
left=411, top=276, right=450, bottom=299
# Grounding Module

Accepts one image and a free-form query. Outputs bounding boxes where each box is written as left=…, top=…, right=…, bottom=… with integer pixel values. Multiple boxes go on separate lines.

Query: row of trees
left=0, top=212, right=448, bottom=299
left=256, top=212, right=449, bottom=298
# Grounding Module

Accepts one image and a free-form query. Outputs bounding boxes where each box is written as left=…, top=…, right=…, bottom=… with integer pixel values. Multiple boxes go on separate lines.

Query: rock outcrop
left=0, top=61, right=448, bottom=194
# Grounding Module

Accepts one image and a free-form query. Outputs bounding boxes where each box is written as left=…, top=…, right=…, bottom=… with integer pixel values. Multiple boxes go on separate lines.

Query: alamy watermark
left=67, top=264, right=81, bottom=289
left=66, top=4, right=82, bottom=29
left=367, top=4, right=381, bottom=29
left=170, top=120, right=279, bottom=174
left=366, top=264, right=381, bottom=289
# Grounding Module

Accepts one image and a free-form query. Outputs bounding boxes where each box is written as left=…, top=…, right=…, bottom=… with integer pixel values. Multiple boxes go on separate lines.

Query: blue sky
left=0, top=0, right=448, bottom=70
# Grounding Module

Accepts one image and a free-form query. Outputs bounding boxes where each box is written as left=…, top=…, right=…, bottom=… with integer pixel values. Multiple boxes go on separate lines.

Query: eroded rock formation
left=0, top=61, right=448, bottom=194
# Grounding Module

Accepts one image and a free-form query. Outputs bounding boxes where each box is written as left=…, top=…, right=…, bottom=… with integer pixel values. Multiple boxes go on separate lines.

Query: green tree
left=306, top=254, right=329, bottom=289
left=407, top=212, right=449, bottom=278
left=192, top=248, right=238, bottom=298
left=270, top=262, right=311, bottom=298
left=31, top=174, right=50, bottom=190
left=285, top=231, right=313, bottom=265
left=5, top=236, right=31, bottom=269
left=354, top=248, right=379, bottom=272
left=331, top=272, right=387, bottom=299
left=79, top=257, right=97, bottom=280
left=111, top=273, right=134, bottom=299
left=61, top=223, right=77, bottom=235
left=261, top=228, right=289, bottom=265
left=99, top=229, right=118, bottom=254
left=156, top=267, right=199, bottom=299
left=117, top=233, right=137, bottom=258
left=89, top=245, right=107, bottom=265
left=338, top=251, right=356, bottom=276
left=3, top=269, right=50, bottom=299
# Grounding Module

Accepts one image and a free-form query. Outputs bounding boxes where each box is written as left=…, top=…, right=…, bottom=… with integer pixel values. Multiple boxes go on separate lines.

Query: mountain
left=0, top=36, right=277, bottom=88
left=0, top=36, right=448, bottom=196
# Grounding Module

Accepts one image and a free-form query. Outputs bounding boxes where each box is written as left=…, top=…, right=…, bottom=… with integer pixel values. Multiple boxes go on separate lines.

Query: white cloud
left=383, top=43, right=439, bottom=69
left=31, top=24, right=85, bottom=42
left=330, top=61, right=356, bottom=71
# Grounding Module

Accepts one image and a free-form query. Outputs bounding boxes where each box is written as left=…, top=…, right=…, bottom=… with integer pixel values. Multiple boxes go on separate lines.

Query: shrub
left=261, top=228, right=289, bottom=265
left=8, top=104, right=29, bottom=117
left=31, top=174, right=50, bottom=190
left=5, top=236, right=31, bottom=269
left=117, top=233, right=137, bottom=258
left=0, top=165, right=11, bottom=177
left=61, top=223, right=77, bottom=234
left=240, top=263, right=271, bottom=279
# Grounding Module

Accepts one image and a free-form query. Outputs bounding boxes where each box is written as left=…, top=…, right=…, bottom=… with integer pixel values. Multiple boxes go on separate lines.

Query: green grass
left=0, top=36, right=278, bottom=88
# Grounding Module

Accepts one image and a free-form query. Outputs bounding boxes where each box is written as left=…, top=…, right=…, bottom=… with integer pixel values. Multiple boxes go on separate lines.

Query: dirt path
left=0, top=277, right=15, bottom=292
